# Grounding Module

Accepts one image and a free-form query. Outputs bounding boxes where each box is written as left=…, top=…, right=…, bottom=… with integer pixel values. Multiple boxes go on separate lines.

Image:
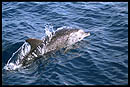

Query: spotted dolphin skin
left=5, top=28, right=90, bottom=70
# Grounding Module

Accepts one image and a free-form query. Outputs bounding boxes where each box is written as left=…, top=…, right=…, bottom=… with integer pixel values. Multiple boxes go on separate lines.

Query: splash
left=3, top=42, right=31, bottom=70
left=42, top=24, right=55, bottom=41
left=3, top=24, right=56, bottom=71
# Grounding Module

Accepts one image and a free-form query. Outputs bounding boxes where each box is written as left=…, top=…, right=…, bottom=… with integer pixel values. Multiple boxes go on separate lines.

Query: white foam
left=4, top=63, right=22, bottom=71
left=4, top=42, right=31, bottom=71
left=44, top=24, right=55, bottom=42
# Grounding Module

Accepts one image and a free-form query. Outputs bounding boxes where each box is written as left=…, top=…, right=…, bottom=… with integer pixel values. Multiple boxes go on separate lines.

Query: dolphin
left=4, top=28, right=90, bottom=70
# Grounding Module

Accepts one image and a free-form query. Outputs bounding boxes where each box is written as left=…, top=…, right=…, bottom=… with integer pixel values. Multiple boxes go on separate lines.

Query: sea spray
left=4, top=24, right=55, bottom=71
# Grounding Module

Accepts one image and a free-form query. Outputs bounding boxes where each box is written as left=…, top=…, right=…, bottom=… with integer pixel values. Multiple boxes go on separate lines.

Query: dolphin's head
left=67, top=29, right=90, bottom=45
left=76, top=29, right=90, bottom=41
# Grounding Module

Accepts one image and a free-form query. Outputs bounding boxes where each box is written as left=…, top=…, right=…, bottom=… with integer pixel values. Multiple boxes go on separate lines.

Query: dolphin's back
left=45, top=28, right=79, bottom=51
left=51, top=28, right=79, bottom=42
left=55, top=28, right=79, bottom=36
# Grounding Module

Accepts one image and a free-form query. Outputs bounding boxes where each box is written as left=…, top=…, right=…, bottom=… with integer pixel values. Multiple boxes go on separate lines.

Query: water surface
left=2, top=2, right=128, bottom=85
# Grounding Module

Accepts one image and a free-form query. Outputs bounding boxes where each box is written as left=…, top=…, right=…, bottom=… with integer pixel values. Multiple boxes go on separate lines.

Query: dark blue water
left=2, top=2, right=128, bottom=85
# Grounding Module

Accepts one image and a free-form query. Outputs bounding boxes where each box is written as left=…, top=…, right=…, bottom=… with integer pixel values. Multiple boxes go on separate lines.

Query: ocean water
left=2, top=2, right=128, bottom=85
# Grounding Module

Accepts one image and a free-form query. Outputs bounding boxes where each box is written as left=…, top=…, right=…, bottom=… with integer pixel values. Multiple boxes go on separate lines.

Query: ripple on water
left=2, top=2, right=128, bottom=85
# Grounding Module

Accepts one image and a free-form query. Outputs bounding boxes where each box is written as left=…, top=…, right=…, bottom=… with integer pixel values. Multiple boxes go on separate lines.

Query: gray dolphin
left=5, top=28, right=90, bottom=70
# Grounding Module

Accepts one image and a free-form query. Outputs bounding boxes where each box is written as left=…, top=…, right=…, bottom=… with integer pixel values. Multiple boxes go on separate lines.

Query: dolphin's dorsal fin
left=26, top=38, right=43, bottom=50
